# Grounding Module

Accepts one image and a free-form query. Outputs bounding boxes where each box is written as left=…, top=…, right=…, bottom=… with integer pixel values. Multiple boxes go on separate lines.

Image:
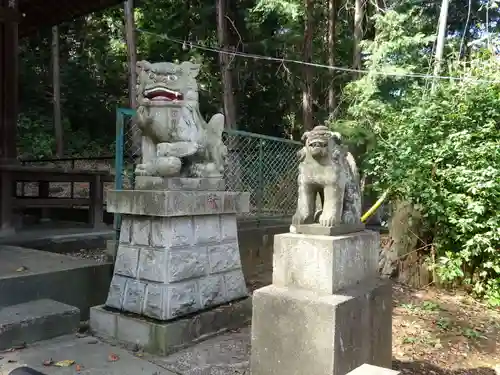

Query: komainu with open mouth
left=134, top=60, right=227, bottom=178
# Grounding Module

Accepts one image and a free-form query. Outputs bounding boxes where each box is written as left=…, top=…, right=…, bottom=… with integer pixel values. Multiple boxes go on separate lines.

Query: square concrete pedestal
left=251, top=230, right=393, bottom=375
left=90, top=177, right=252, bottom=354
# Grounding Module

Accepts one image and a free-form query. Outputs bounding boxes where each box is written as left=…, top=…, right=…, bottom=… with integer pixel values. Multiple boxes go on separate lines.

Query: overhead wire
left=136, top=28, right=500, bottom=85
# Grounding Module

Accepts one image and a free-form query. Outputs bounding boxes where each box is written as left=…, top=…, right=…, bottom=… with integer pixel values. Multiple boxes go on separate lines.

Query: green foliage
left=343, top=4, right=500, bottom=305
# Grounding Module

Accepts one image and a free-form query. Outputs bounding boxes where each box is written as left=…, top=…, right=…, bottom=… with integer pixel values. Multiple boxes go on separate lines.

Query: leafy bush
left=341, top=5, right=500, bottom=305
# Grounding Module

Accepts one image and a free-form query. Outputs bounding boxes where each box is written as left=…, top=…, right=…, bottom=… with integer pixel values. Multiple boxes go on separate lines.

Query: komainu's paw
left=292, top=212, right=314, bottom=225
left=157, top=142, right=198, bottom=158
left=134, top=163, right=149, bottom=176
left=156, top=156, right=182, bottom=177
left=318, top=211, right=338, bottom=227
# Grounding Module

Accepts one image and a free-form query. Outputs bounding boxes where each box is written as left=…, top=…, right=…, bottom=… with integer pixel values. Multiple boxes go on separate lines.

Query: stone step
left=0, top=299, right=80, bottom=350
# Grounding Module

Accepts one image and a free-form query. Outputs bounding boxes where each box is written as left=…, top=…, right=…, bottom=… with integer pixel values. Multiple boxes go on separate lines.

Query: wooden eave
left=18, top=0, right=123, bottom=37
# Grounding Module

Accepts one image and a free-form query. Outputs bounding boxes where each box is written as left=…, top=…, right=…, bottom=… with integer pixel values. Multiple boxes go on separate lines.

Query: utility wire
left=136, top=28, right=500, bottom=85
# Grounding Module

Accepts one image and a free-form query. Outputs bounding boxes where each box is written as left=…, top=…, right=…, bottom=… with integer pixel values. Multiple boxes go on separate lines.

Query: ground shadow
left=393, top=359, right=497, bottom=374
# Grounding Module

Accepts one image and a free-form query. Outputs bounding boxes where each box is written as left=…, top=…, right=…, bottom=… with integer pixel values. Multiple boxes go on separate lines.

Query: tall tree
left=216, top=0, right=237, bottom=129
left=353, top=0, right=364, bottom=71
left=327, top=0, right=338, bottom=112
left=51, top=25, right=63, bottom=157
left=124, top=0, right=141, bottom=155
left=302, top=0, right=314, bottom=130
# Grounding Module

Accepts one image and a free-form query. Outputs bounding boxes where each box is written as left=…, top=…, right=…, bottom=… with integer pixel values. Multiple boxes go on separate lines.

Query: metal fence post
left=114, top=108, right=125, bottom=242
left=257, top=139, right=264, bottom=224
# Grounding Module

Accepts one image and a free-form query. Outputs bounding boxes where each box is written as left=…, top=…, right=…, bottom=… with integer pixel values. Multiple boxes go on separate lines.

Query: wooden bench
left=0, top=164, right=113, bottom=231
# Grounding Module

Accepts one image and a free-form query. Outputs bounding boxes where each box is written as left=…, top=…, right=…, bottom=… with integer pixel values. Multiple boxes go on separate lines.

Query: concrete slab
left=0, top=335, right=175, bottom=375
left=0, top=223, right=114, bottom=253
left=0, top=299, right=80, bottom=350
left=150, top=327, right=251, bottom=375
left=90, top=297, right=252, bottom=356
left=0, top=246, right=112, bottom=319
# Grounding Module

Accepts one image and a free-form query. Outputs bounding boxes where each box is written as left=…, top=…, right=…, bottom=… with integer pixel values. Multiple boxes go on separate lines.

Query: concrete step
left=0, top=299, right=80, bottom=350
left=0, top=246, right=112, bottom=320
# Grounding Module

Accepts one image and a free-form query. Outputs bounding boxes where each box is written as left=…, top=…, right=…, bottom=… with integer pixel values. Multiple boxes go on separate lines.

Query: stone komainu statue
left=134, top=60, right=227, bottom=178
left=291, top=125, right=362, bottom=228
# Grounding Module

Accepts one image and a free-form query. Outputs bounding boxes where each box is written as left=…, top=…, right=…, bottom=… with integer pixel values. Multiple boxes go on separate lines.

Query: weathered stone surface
left=208, top=242, right=241, bottom=273
left=293, top=223, right=365, bottom=236
left=119, top=217, right=132, bottom=243
left=144, top=283, right=166, bottom=320
left=168, top=248, right=208, bottom=282
left=122, top=280, right=147, bottom=314
left=250, top=279, right=392, bottom=375
left=151, top=216, right=194, bottom=248
left=106, top=275, right=127, bottom=309
left=106, top=194, right=247, bottom=322
left=131, top=217, right=151, bottom=246
left=114, top=244, right=140, bottom=278
left=0, top=299, right=80, bottom=350
left=273, top=230, right=379, bottom=294
left=346, top=364, right=400, bottom=375
left=107, top=190, right=250, bottom=216
left=220, top=215, right=238, bottom=241
left=90, top=297, right=251, bottom=355
left=138, top=248, right=168, bottom=283
left=224, top=270, right=248, bottom=300
left=292, top=125, right=362, bottom=228
left=199, top=275, right=225, bottom=308
left=168, top=282, right=200, bottom=317
left=194, top=215, right=221, bottom=243
left=135, top=177, right=225, bottom=191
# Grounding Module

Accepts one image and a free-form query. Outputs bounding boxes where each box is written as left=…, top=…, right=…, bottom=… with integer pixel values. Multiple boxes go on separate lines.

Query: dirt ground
left=244, top=252, right=499, bottom=375
left=70, top=234, right=500, bottom=375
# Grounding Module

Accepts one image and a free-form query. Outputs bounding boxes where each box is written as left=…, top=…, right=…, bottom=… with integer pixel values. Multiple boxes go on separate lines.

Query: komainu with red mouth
left=134, top=60, right=227, bottom=178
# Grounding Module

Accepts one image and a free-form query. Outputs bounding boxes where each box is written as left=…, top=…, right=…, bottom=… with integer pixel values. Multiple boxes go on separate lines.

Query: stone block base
left=273, top=230, right=380, bottom=294
left=250, top=279, right=392, bottom=375
left=90, top=297, right=251, bottom=355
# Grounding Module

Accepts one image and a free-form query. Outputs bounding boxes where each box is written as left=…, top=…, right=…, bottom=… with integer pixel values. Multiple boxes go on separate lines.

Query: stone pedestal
left=90, top=177, right=251, bottom=354
left=250, top=230, right=393, bottom=375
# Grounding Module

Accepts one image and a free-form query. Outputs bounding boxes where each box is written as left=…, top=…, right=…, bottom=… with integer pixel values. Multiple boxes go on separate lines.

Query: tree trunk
left=124, top=0, right=137, bottom=109
left=302, top=0, right=314, bottom=130
left=327, top=0, right=338, bottom=112
left=51, top=26, right=63, bottom=157
left=379, top=201, right=431, bottom=287
left=353, top=0, right=364, bottom=71
left=216, top=0, right=237, bottom=129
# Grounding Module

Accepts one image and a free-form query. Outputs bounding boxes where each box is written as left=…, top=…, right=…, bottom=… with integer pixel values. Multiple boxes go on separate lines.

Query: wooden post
left=89, top=174, right=105, bottom=229
left=52, top=25, right=64, bottom=157
left=0, top=0, right=19, bottom=236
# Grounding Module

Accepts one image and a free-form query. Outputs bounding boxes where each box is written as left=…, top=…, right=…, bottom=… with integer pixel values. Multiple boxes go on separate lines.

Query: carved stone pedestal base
left=101, top=178, right=250, bottom=321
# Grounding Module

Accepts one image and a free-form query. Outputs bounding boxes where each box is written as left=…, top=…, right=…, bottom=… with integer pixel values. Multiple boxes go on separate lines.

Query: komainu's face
left=136, top=60, right=200, bottom=106
left=302, top=125, right=343, bottom=162
left=306, top=135, right=330, bottom=159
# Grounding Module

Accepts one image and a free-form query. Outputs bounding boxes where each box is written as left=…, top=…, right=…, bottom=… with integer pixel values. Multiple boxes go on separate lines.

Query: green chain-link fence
left=115, top=108, right=302, bottom=220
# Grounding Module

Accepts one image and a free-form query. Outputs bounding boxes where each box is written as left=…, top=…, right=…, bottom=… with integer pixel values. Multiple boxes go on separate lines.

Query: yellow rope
left=361, top=189, right=389, bottom=223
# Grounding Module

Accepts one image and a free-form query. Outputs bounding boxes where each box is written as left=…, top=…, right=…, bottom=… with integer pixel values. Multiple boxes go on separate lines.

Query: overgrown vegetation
left=343, top=5, right=500, bottom=305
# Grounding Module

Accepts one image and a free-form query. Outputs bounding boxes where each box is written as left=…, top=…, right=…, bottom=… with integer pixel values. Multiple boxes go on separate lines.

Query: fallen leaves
left=54, top=359, right=75, bottom=367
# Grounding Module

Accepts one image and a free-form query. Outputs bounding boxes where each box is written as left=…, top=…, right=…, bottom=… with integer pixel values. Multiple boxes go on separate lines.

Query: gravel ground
left=66, top=248, right=108, bottom=263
